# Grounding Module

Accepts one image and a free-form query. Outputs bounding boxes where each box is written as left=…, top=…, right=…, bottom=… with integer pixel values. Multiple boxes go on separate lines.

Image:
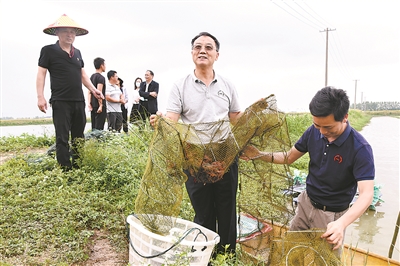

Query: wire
left=330, top=32, right=354, bottom=79
left=270, top=1, right=354, bottom=84
left=293, top=1, right=327, bottom=29
left=302, top=1, right=335, bottom=29
left=271, top=1, right=321, bottom=31
left=126, top=214, right=209, bottom=259
left=282, top=1, right=324, bottom=30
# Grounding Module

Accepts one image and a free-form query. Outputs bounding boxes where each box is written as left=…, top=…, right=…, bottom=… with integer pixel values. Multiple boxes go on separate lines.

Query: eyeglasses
left=192, top=44, right=215, bottom=51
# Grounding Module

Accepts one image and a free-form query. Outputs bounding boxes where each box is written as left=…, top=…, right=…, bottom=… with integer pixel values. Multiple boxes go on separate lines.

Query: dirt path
left=0, top=147, right=48, bottom=165
left=83, top=230, right=128, bottom=266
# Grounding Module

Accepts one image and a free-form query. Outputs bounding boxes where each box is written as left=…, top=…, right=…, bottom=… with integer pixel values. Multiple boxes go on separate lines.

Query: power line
left=282, top=1, right=325, bottom=30
left=302, top=1, right=335, bottom=29
left=293, top=1, right=327, bottom=29
left=271, top=1, right=321, bottom=30
left=270, top=1, right=354, bottom=87
left=330, top=32, right=353, bottom=79
left=321, top=34, right=352, bottom=81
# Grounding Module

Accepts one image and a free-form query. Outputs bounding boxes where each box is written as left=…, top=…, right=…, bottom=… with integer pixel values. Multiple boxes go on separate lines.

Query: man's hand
left=240, top=145, right=261, bottom=161
left=321, top=220, right=346, bottom=250
left=93, top=88, right=104, bottom=100
left=150, top=111, right=163, bottom=127
left=37, top=96, right=47, bottom=113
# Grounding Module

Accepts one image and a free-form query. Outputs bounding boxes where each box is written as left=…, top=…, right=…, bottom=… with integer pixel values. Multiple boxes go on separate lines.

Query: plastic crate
left=127, top=214, right=220, bottom=265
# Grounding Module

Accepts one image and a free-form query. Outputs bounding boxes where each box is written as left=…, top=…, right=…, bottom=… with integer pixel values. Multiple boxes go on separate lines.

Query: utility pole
left=361, top=91, right=363, bottom=110
left=353, top=79, right=359, bottom=109
left=320, top=28, right=336, bottom=86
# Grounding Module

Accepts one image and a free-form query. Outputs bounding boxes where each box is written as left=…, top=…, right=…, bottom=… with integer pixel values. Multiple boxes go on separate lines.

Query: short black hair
left=309, top=86, right=350, bottom=121
left=191, top=32, right=220, bottom=52
left=147, top=70, right=154, bottom=76
left=118, top=77, right=124, bottom=87
left=107, top=70, right=117, bottom=80
left=93, top=57, right=105, bottom=69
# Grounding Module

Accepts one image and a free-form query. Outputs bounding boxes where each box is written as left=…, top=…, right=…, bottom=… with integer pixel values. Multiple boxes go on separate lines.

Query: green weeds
left=0, top=133, right=54, bottom=152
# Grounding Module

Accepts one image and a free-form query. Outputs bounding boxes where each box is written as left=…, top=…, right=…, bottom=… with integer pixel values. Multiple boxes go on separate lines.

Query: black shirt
left=90, top=72, right=106, bottom=108
left=38, top=41, right=85, bottom=103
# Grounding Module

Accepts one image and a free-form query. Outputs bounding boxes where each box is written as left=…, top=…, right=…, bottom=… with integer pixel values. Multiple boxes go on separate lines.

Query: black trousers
left=185, top=159, right=239, bottom=254
left=139, top=101, right=151, bottom=121
left=52, top=100, right=86, bottom=169
left=107, top=112, right=123, bottom=132
left=130, top=104, right=142, bottom=123
left=121, top=105, right=128, bottom=133
left=90, top=106, right=107, bottom=130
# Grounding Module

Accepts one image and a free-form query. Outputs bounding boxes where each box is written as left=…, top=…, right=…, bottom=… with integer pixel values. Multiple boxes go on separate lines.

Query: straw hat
left=43, top=14, right=88, bottom=36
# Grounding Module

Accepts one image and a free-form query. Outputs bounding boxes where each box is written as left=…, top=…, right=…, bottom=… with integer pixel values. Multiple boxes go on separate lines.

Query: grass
left=0, top=118, right=53, bottom=126
left=0, top=111, right=397, bottom=265
left=0, top=133, right=55, bottom=152
left=0, top=127, right=151, bottom=265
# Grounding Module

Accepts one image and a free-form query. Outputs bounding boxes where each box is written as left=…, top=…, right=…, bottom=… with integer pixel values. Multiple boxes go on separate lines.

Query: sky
left=0, top=0, right=399, bottom=119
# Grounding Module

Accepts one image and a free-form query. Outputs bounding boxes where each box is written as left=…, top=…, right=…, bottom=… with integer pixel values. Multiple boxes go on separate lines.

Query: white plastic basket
left=127, top=214, right=220, bottom=266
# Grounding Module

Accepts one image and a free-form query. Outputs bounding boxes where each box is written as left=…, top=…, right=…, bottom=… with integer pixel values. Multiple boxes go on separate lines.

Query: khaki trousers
left=290, top=191, right=348, bottom=258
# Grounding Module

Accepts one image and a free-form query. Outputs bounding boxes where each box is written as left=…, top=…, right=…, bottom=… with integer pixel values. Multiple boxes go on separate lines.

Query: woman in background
left=129, top=77, right=143, bottom=123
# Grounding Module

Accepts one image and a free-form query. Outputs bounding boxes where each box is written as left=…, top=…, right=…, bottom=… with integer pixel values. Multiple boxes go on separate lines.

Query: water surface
left=345, top=116, right=399, bottom=261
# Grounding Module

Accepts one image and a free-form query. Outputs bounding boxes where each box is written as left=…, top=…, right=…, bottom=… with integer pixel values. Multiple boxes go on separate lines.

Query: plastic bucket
left=127, top=214, right=220, bottom=266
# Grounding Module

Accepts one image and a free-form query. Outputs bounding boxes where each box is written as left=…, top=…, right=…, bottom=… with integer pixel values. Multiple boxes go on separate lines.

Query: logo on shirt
left=218, top=90, right=225, bottom=97
left=333, top=154, right=343, bottom=164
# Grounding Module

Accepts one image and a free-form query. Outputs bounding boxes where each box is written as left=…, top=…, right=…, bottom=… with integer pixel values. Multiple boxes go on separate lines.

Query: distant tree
left=355, top=101, right=400, bottom=111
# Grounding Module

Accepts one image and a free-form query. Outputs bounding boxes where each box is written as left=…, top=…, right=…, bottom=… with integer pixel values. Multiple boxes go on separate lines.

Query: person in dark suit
left=139, top=70, right=159, bottom=121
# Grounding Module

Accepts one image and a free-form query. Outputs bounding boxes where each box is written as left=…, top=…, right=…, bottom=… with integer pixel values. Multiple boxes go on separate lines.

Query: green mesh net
left=269, top=230, right=342, bottom=265
left=134, top=94, right=341, bottom=265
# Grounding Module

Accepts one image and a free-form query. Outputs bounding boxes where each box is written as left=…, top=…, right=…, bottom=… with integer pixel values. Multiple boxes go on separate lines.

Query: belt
left=309, top=197, right=349, bottom=212
left=141, top=99, right=148, bottom=102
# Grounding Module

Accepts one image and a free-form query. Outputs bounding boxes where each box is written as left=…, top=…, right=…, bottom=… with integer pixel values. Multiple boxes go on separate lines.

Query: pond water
left=344, top=116, right=399, bottom=261
left=0, top=123, right=92, bottom=137
left=1, top=117, right=399, bottom=260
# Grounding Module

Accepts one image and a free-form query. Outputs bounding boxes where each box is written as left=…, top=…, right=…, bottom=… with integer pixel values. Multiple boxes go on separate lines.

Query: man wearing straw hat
left=36, top=14, right=104, bottom=171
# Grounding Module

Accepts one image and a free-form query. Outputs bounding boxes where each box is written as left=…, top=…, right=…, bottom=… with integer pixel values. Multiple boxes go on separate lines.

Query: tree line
left=354, top=101, right=400, bottom=111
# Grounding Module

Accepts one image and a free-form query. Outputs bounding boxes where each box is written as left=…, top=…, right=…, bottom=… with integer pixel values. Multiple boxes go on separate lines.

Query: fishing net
left=134, top=112, right=240, bottom=234
left=134, top=95, right=285, bottom=234
left=235, top=94, right=296, bottom=264
left=268, top=230, right=342, bottom=265
left=234, top=97, right=342, bottom=265
left=133, top=94, right=341, bottom=265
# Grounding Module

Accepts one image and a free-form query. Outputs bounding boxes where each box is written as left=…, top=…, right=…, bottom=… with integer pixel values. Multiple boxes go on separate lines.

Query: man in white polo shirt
left=105, top=70, right=125, bottom=132
left=150, top=32, right=243, bottom=255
